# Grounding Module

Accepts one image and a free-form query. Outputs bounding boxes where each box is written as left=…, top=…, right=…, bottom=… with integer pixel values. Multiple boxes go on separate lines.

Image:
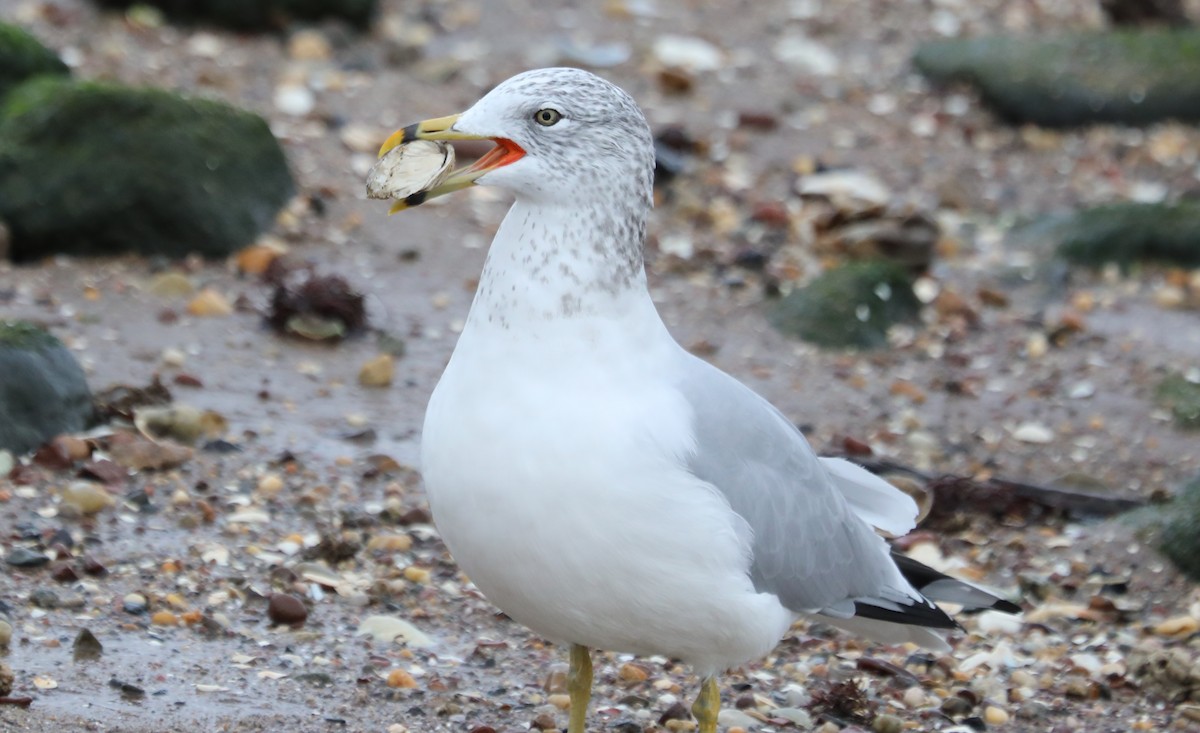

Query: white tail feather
left=820, top=457, right=918, bottom=536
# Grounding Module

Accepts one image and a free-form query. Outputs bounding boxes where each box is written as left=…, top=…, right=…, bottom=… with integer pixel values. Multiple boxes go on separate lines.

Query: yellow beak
left=378, top=114, right=526, bottom=214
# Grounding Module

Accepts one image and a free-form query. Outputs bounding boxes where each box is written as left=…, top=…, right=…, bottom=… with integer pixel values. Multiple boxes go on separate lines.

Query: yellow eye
left=534, top=108, right=562, bottom=126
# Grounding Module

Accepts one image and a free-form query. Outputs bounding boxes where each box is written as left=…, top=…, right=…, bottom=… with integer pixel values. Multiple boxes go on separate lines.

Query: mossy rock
left=0, top=77, right=294, bottom=261
left=1156, top=373, right=1200, bottom=429
left=0, top=321, right=94, bottom=455
left=1056, top=202, right=1200, bottom=270
left=0, top=22, right=69, bottom=103
left=768, top=260, right=921, bottom=349
left=1159, top=475, right=1200, bottom=581
left=913, top=30, right=1200, bottom=127
left=89, top=0, right=377, bottom=31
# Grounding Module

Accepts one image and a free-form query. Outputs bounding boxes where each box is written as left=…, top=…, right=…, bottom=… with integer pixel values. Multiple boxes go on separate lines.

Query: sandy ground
left=3, top=0, right=1200, bottom=731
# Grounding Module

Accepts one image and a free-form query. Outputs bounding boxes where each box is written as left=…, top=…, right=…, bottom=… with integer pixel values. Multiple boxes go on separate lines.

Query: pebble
left=985, top=705, right=1010, bottom=725
left=6, top=547, right=50, bottom=567
left=267, top=593, right=308, bottom=626
left=0, top=619, right=12, bottom=646
left=716, top=709, right=758, bottom=729
left=257, top=473, right=285, bottom=496
left=0, top=662, right=12, bottom=696
left=147, top=271, right=194, bottom=297
left=123, top=592, right=148, bottom=614
left=62, top=481, right=115, bottom=514
left=619, top=662, right=650, bottom=684
left=359, top=354, right=395, bottom=387
left=1012, top=422, right=1054, bottom=444
left=274, top=84, right=315, bottom=116
left=1154, top=615, right=1199, bottom=637
left=872, top=713, right=903, bottom=733
left=941, top=695, right=973, bottom=716
left=152, top=611, right=179, bottom=626
left=366, top=534, right=413, bottom=553
left=903, top=686, right=927, bottom=708
left=72, top=628, right=103, bottom=661
left=402, top=566, right=431, bottom=584
left=652, top=35, right=723, bottom=71
left=186, top=288, right=233, bottom=317
left=774, top=708, right=812, bottom=727
left=51, top=563, right=79, bottom=583
left=771, top=33, right=839, bottom=75
left=548, top=693, right=571, bottom=710
left=287, top=30, right=332, bottom=61
left=386, top=669, right=418, bottom=688
left=30, top=588, right=60, bottom=609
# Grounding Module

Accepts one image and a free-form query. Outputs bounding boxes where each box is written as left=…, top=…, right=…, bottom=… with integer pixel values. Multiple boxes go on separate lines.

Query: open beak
left=378, top=113, right=526, bottom=214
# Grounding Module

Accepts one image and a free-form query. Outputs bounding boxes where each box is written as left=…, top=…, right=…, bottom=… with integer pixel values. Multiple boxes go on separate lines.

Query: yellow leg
left=568, top=644, right=593, bottom=733
left=692, top=676, right=720, bottom=733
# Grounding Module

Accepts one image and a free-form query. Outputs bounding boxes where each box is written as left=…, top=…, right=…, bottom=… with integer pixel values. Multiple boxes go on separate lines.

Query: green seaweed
left=768, top=260, right=921, bottom=349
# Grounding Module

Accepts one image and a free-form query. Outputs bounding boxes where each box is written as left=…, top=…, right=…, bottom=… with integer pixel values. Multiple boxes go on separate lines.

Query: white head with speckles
left=381, top=68, right=656, bottom=212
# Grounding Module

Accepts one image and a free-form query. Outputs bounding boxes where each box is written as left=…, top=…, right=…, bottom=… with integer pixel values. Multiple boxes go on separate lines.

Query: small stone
left=274, top=84, right=315, bottom=116
left=530, top=713, right=558, bottom=730
left=186, top=288, right=233, bottom=317
left=267, top=593, right=307, bottom=626
left=1012, top=422, right=1054, bottom=444
left=548, top=693, right=571, bottom=710
left=0, top=662, right=12, bottom=696
left=941, top=696, right=973, bottom=716
left=1155, top=615, right=1199, bottom=636
left=387, top=669, right=418, bottom=688
left=82, top=555, right=107, bottom=575
left=359, top=354, right=395, bottom=388
left=51, top=563, right=79, bottom=583
left=30, top=588, right=60, bottom=609
left=62, top=481, right=115, bottom=514
left=257, top=472, right=285, bottom=496
left=72, top=628, right=102, bottom=662
left=619, top=662, right=650, bottom=684
left=152, top=611, right=179, bottom=626
left=717, top=709, right=757, bottom=729
left=903, top=686, right=927, bottom=708
left=147, top=271, right=195, bottom=297
left=287, top=30, right=332, bottom=61
left=6, top=547, right=50, bottom=568
left=402, top=566, right=431, bottom=584
left=872, top=713, right=903, bottom=733
left=366, top=533, right=413, bottom=553
left=984, top=705, right=1009, bottom=725
left=0, top=619, right=12, bottom=647
left=123, top=592, right=148, bottom=614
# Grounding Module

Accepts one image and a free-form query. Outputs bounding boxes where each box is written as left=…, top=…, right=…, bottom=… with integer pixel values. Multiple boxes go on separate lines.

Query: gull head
left=378, top=68, right=655, bottom=212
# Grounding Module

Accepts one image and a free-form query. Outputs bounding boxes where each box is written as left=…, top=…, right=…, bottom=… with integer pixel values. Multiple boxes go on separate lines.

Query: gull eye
left=534, top=108, right=562, bottom=126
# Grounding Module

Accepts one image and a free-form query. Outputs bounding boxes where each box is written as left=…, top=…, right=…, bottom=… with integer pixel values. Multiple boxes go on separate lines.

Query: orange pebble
left=386, top=669, right=418, bottom=689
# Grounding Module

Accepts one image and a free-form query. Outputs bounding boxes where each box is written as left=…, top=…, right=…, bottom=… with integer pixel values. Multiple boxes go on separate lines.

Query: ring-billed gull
left=377, top=67, right=1019, bottom=733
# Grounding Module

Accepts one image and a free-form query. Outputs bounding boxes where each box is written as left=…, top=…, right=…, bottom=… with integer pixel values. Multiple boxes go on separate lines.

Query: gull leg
left=567, top=643, right=593, bottom=733
left=692, top=676, right=720, bottom=733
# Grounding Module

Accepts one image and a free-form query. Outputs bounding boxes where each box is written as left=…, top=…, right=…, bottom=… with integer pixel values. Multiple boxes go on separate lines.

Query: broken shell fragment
left=366, top=139, right=455, bottom=201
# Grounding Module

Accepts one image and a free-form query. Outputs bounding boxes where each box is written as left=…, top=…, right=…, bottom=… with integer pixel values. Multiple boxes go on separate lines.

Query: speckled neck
left=467, top=198, right=649, bottom=329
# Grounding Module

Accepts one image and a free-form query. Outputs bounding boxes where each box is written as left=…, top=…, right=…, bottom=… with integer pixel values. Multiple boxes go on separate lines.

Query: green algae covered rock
left=90, top=0, right=377, bottom=31
left=0, top=22, right=68, bottom=103
left=0, top=78, right=294, bottom=261
left=914, top=30, right=1200, bottom=127
left=1156, top=373, right=1200, bottom=430
left=1159, top=476, right=1200, bottom=581
left=768, top=260, right=921, bottom=349
left=0, top=321, right=94, bottom=455
left=1057, top=202, right=1200, bottom=270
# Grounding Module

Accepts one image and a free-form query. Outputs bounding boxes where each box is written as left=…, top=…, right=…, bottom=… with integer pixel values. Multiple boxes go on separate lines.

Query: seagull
left=378, top=67, right=1019, bottom=733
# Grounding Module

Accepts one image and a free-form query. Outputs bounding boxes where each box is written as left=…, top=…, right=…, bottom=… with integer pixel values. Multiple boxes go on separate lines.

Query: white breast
left=420, top=307, right=793, bottom=674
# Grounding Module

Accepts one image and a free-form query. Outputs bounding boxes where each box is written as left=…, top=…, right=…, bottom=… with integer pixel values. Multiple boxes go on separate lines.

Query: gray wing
left=675, top=354, right=914, bottom=615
